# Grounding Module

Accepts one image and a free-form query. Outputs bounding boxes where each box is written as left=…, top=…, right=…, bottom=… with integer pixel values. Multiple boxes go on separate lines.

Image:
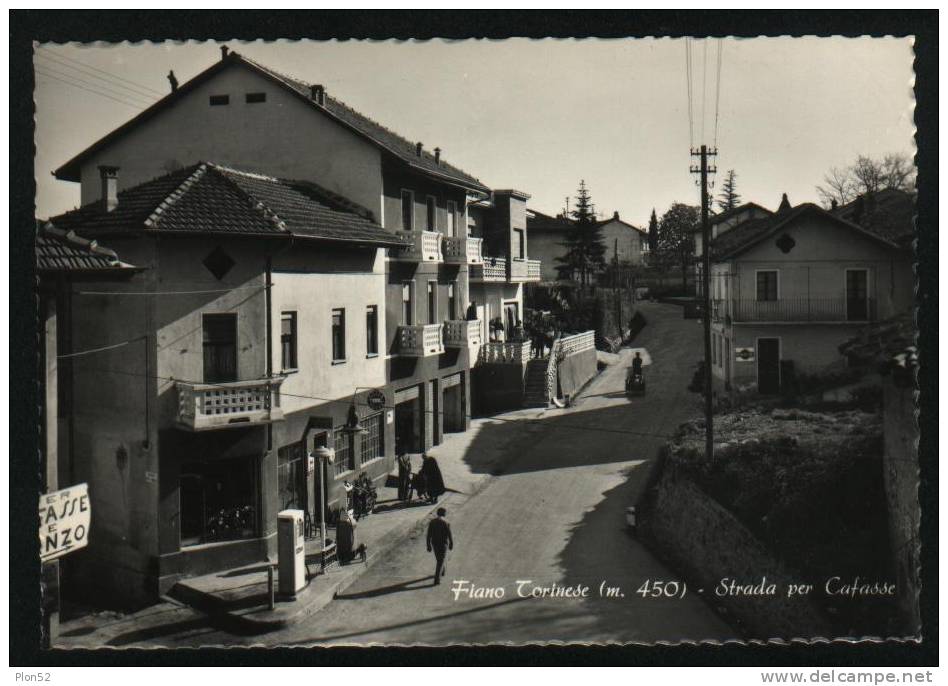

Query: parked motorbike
left=626, top=370, right=646, bottom=397
left=345, top=472, right=378, bottom=520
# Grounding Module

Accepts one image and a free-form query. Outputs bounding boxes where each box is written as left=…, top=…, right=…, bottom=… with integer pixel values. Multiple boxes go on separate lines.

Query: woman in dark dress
left=420, top=454, right=446, bottom=503
left=397, top=453, right=412, bottom=501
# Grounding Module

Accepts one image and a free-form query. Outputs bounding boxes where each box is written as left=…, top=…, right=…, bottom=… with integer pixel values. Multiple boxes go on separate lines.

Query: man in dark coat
left=420, top=454, right=446, bottom=503
left=426, top=507, right=453, bottom=585
left=466, top=300, right=478, bottom=321
left=396, top=453, right=412, bottom=501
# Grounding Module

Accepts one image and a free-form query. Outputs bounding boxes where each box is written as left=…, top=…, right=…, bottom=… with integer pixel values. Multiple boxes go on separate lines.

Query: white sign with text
left=39, top=483, right=91, bottom=563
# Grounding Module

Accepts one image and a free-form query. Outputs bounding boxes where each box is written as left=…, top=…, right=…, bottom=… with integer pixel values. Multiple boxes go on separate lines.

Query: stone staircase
left=522, top=358, right=551, bottom=408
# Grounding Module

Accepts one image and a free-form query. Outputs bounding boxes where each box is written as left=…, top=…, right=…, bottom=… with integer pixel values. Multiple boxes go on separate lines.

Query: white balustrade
left=443, top=236, right=484, bottom=264
left=176, top=377, right=285, bottom=431
left=444, top=319, right=481, bottom=347
left=398, top=323, right=444, bottom=356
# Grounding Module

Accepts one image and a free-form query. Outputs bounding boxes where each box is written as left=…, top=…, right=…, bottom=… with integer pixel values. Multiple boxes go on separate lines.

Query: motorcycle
left=626, top=369, right=646, bottom=397
left=345, top=472, right=378, bottom=520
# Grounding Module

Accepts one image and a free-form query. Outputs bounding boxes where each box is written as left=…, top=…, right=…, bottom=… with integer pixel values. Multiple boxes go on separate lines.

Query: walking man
left=426, top=507, right=454, bottom=585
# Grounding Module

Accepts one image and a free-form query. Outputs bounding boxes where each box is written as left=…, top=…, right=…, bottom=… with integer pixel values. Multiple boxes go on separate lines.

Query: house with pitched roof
left=47, top=162, right=410, bottom=604
left=597, top=211, right=648, bottom=267
left=707, top=195, right=913, bottom=395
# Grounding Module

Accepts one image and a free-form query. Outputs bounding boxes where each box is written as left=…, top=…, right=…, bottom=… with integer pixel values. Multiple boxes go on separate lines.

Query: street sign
left=39, top=483, right=91, bottom=563
left=735, top=347, right=755, bottom=362
left=366, top=388, right=386, bottom=412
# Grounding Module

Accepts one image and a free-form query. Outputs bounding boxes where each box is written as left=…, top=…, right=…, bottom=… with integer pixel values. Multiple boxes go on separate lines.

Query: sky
left=33, top=37, right=915, bottom=226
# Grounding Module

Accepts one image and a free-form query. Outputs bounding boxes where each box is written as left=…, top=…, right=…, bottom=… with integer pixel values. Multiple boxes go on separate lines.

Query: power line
left=35, top=49, right=163, bottom=101
left=685, top=38, right=694, bottom=149
left=701, top=39, right=708, bottom=145
left=34, top=62, right=155, bottom=106
left=34, top=67, right=148, bottom=110
left=36, top=46, right=165, bottom=97
left=713, top=39, right=724, bottom=150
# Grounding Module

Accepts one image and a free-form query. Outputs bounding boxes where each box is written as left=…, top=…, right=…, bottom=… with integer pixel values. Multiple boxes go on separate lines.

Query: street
left=160, top=303, right=735, bottom=646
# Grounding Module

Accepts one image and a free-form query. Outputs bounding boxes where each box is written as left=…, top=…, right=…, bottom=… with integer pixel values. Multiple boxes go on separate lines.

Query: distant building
left=524, top=208, right=572, bottom=282
left=597, top=211, right=648, bottom=267
left=707, top=194, right=913, bottom=394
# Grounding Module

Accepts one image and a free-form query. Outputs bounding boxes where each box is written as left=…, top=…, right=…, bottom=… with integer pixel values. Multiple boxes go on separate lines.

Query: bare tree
left=816, top=152, right=916, bottom=208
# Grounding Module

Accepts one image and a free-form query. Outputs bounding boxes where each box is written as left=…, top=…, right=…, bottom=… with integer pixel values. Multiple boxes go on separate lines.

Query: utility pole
left=691, top=144, right=716, bottom=461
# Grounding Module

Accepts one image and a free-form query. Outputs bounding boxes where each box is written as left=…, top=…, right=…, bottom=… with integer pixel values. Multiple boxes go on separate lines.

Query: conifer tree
left=555, top=180, right=607, bottom=288
left=716, top=169, right=741, bottom=212
left=647, top=208, right=659, bottom=256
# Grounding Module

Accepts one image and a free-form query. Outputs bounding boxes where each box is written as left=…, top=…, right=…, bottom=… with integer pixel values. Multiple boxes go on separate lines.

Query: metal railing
left=394, top=230, right=443, bottom=262
left=479, top=340, right=532, bottom=365
left=176, top=376, right=285, bottom=431
left=713, top=297, right=878, bottom=323
left=443, top=319, right=481, bottom=347
left=398, top=323, right=444, bottom=356
left=442, top=236, right=483, bottom=264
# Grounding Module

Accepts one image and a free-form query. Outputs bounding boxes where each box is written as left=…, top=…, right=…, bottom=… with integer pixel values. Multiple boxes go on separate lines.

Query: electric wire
left=701, top=39, right=708, bottom=146
left=33, top=62, right=156, bottom=106
left=34, top=67, right=149, bottom=110
left=713, top=39, right=724, bottom=151
left=685, top=38, right=694, bottom=150
left=34, top=50, right=163, bottom=101
left=36, top=46, right=165, bottom=97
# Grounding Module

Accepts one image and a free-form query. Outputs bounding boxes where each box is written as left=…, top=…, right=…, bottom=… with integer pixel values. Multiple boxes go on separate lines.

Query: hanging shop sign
left=366, top=389, right=386, bottom=412
left=735, top=347, right=756, bottom=362
left=39, top=483, right=91, bottom=563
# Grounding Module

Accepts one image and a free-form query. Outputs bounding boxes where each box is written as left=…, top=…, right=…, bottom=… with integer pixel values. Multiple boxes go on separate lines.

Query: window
left=427, top=282, right=437, bottom=325
left=401, top=190, right=414, bottom=231
left=447, top=283, right=457, bottom=321
left=756, top=270, right=779, bottom=301
left=203, top=314, right=237, bottom=383
left=209, top=94, right=230, bottom=106
left=366, top=305, right=378, bottom=356
left=245, top=92, right=266, bottom=103
left=281, top=312, right=297, bottom=370
left=447, top=200, right=457, bottom=237
left=426, top=196, right=437, bottom=232
left=514, top=228, right=526, bottom=259
left=359, top=412, right=385, bottom=465
left=331, top=308, right=346, bottom=362
left=401, top=282, right=413, bottom=326
left=179, top=457, right=256, bottom=546
left=332, top=426, right=355, bottom=477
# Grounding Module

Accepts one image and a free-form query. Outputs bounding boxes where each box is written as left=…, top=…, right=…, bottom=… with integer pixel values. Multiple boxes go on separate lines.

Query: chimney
left=613, top=211, right=619, bottom=220
left=220, top=45, right=230, bottom=60
left=310, top=84, right=325, bottom=106
left=434, top=147, right=441, bottom=165
left=167, top=70, right=178, bottom=93
left=416, top=142, right=423, bottom=157
left=777, top=193, right=791, bottom=213
left=99, top=165, right=119, bottom=212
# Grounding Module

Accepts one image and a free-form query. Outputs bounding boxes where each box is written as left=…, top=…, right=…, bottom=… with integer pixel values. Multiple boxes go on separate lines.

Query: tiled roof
left=54, top=52, right=490, bottom=195
left=710, top=202, right=899, bottom=261
left=49, top=162, right=409, bottom=248
left=832, top=188, right=915, bottom=247
left=36, top=223, right=139, bottom=273
left=527, top=209, right=574, bottom=232
left=594, top=216, right=646, bottom=234
left=709, top=202, right=772, bottom=226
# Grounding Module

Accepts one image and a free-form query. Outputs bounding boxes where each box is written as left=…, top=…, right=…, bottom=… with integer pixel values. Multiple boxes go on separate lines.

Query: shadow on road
left=334, top=576, right=433, bottom=599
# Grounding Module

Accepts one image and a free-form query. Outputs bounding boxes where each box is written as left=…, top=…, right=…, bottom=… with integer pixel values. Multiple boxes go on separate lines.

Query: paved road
left=160, top=302, right=735, bottom=647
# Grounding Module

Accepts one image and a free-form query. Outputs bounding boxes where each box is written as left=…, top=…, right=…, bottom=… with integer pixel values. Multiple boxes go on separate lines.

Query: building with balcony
left=706, top=197, right=913, bottom=395
left=45, top=162, right=406, bottom=605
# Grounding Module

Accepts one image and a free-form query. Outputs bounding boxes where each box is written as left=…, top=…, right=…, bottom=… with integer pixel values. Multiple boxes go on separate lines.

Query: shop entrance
left=394, top=385, right=422, bottom=455
left=442, top=373, right=465, bottom=433
left=179, top=456, right=257, bottom=546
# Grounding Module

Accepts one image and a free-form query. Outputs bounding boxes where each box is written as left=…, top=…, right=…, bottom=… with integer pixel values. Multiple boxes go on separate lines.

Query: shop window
left=332, top=308, right=346, bottom=362
left=277, top=443, right=305, bottom=512
left=332, top=426, right=355, bottom=477
left=366, top=305, right=378, bottom=356
left=359, top=412, right=385, bottom=465
left=179, top=457, right=257, bottom=547
left=281, top=311, right=297, bottom=370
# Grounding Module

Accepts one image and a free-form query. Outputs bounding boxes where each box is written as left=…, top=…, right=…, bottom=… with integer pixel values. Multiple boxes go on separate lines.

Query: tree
left=816, top=152, right=916, bottom=208
left=716, top=169, right=741, bottom=212
left=647, top=208, right=659, bottom=257
left=654, top=203, right=699, bottom=291
left=555, top=180, right=607, bottom=288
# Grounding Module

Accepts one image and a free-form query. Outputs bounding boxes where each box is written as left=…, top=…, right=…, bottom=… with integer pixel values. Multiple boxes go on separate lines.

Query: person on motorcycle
left=631, top=351, right=644, bottom=378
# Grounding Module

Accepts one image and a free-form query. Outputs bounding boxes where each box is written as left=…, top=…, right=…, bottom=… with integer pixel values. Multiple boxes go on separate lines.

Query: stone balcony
left=397, top=323, right=445, bottom=356
left=443, top=319, right=482, bottom=348
left=176, top=376, right=285, bottom=431
left=469, top=257, right=542, bottom=283
left=393, top=230, right=443, bottom=262
left=478, top=340, right=532, bottom=365
left=442, top=235, right=484, bottom=265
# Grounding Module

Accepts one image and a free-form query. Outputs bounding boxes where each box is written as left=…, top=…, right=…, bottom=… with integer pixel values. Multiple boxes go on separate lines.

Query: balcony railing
left=442, top=236, right=483, bottom=264
left=469, top=257, right=543, bottom=283
left=443, top=319, right=482, bottom=347
left=398, top=323, right=444, bottom=356
left=479, top=340, right=532, bottom=365
left=713, top=298, right=878, bottom=323
left=558, top=330, right=597, bottom=356
left=176, top=377, right=285, bottom=431
left=393, top=230, right=443, bottom=262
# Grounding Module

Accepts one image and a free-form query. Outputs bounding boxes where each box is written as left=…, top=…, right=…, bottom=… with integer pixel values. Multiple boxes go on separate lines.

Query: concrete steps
left=522, top=359, right=551, bottom=408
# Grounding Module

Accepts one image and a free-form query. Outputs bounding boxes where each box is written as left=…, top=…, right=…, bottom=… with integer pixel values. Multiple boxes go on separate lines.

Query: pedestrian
left=426, top=507, right=454, bottom=585
left=421, top=453, right=446, bottom=503
left=397, top=453, right=412, bottom=502
left=513, top=319, right=526, bottom=342
left=466, top=300, right=478, bottom=321
left=632, top=351, right=644, bottom=377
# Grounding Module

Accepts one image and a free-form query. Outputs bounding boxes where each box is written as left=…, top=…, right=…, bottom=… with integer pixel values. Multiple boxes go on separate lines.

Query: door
left=504, top=301, right=519, bottom=333
left=846, top=269, right=869, bottom=321
left=757, top=338, right=781, bottom=395
left=203, top=313, right=237, bottom=382
left=427, top=282, right=437, bottom=325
